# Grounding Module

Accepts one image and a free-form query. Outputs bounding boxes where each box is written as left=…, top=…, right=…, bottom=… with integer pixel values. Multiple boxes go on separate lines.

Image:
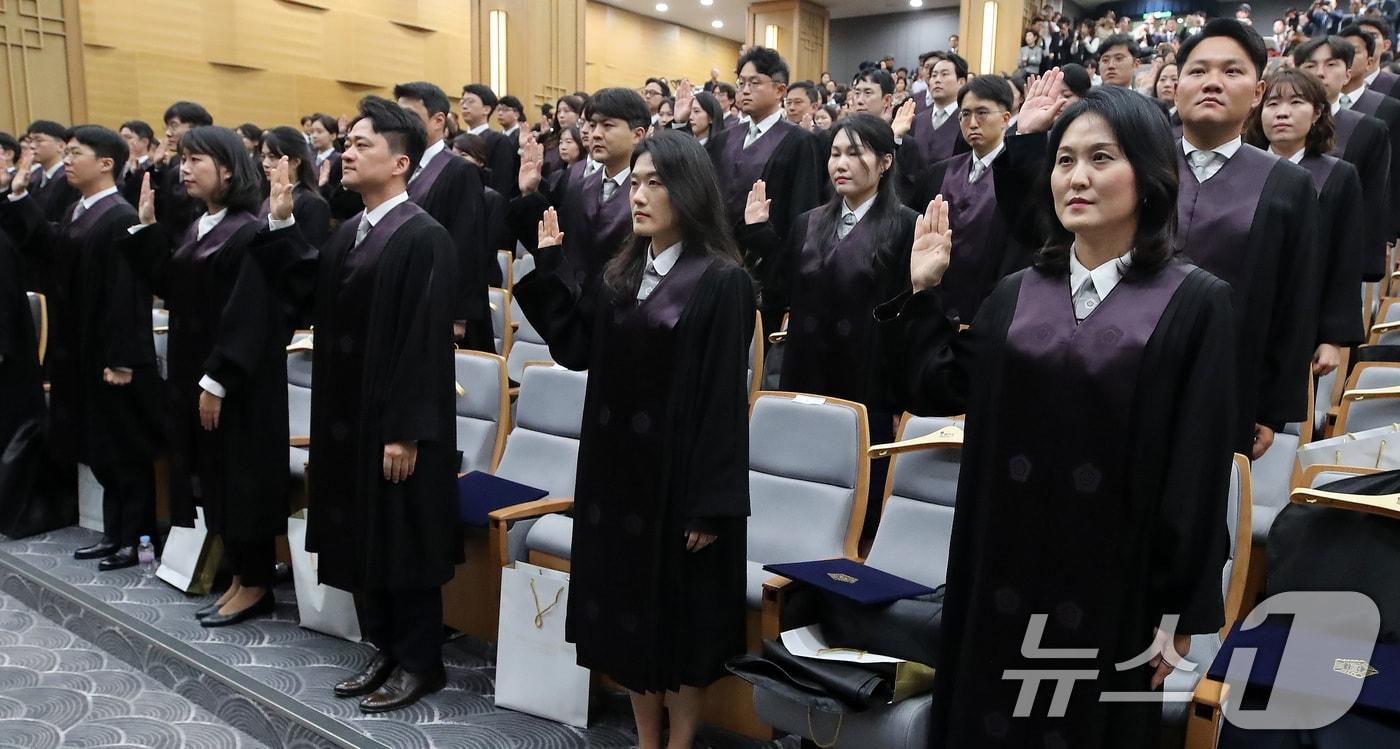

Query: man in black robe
left=0, top=229, right=44, bottom=488
left=0, top=126, right=162, bottom=569
left=1355, top=17, right=1400, bottom=98
left=149, top=101, right=213, bottom=239
left=251, top=96, right=459, bottom=713
left=1297, top=36, right=1393, bottom=281
left=23, top=120, right=79, bottom=223
left=705, top=46, right=823, bottom=335
left=393, top=81, right=492, bottom=352
left=118, top=120, right=156, bottom=207
left=512, top=87, right=648, bottom=292
left=893, top=52, right=971, bottom=197
left=1339, top=25, right=1400, bottom=246
left=459, top=83, right=518, bottom=199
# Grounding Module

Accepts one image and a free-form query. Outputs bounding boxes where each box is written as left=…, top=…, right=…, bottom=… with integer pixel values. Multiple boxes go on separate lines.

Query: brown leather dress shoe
left=358, top=665, right=446, bottom=713
left=333, top=652, right=397, bottom=698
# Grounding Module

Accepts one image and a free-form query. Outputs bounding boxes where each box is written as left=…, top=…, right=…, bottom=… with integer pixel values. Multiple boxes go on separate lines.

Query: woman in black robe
left=1243, top=68, right=1366, bottom=375
left=125, top=127, right=292, bottom=627
left=880, top=88, right=1237, bottom=748
left=514, top=132, right=753, bottom=749
left=257, top=126, right=331, bottom=249
left=737, top=113, right=915, bottom=536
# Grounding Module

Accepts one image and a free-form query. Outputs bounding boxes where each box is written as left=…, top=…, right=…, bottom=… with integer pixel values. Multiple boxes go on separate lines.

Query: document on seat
left=782, top=625, right=904, bottom=664
left=457, top=471, right=550, bottom=527
left=764, top=557, right=936, bottom=605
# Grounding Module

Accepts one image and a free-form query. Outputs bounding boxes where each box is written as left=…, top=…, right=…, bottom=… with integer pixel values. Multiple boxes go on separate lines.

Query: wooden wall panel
left=0, top=0, right=83, bottom=133
left=584, top=2, right=740, bottom=93
left=476, top=0, right=583, bottom=122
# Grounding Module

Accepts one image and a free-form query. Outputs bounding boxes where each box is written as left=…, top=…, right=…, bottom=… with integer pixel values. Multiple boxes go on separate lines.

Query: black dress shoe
left=97, top=547, right=138, bottom=571
left=75, top=537, right=118, bottom=560
left=200, top=591, right=275, bottom=628
left=194, top=599, right=224, bottom=620
left=358, top=665, right=446, bottom=713
left=334, top=652, right=398, bottom=698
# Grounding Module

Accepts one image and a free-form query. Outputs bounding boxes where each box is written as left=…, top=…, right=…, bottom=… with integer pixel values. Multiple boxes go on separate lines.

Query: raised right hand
left=9, top=151, right=32, bottom=195
left=674, top=79, right=696, bottom=126
left=744, top=179, right=771, bottom=225
left=318, top=158, right=332, bottom=188
left=137, top=172, right=156, bottom=225
left=538, top=207, right=565, bottom=249
left=518, top=134, right=544, bottom=195
left=891, top=99, right=917, bottom=139
left=1017, top=68, right=1069, bottom=135
left=910, top=196, right=952, bottom=292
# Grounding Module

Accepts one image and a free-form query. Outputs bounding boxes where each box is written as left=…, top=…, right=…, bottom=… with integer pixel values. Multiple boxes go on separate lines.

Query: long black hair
left=812, top=114, right=905, bottom=259
left=602, top=131, right=742, bottom=296
left=260, top=126, right=318, bottom=192
left=178, top=126, right=263, bottom=213
left=1034, top=86, right=1177, bottom=277
left=692, top=91, right=725, bottom=138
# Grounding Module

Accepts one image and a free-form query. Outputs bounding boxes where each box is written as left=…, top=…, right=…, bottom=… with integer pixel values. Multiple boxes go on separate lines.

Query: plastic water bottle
left=137, top=536, right=158, bottom=578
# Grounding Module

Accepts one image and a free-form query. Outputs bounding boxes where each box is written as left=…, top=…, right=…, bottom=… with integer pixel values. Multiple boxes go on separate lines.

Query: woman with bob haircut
left=257, top=126, right=330, bottom=247
left=126, top=126, right=296, bottom=628
left=1244, top=67, right=1365, bottom=376
left=879, top=86, right=1238, bottom=748
left=514, top=131, right=753, bottom=749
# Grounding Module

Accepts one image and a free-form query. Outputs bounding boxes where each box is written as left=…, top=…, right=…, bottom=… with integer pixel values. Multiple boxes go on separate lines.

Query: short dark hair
left=1244, top=67, right=1335, bottom=157
left=0, top=132, right=18, bottom=161
left=957, top=75, right=1014, bottom=110
left=450, top=133, right=490, bottom=170
left=644, top=77, right=671, bottom=97
left=462, top=83, right=499, bottom=112
left=585, top=87, right=651, bottom=131
left=928, top=51, right=970, bottom=81
left=1179, top=18, right=1268, bottom=79
left=1357, top=16, right=1394, bottom=42
left=1340, top=24, right=1377, bottom=57
left=120, top=120, right=155, bottom=144
left=498, top=95, right=525, bottom=117
left=394, top=81, right=452, bottom=116
left=309, top=113, right=339, bottom=135
left=1098, top=34, right=1139, bottom=60
left=855, top=69, right=895, bottom=96
left=736, top=46, right=790, bottom=85
left=236, top=123, right=262, bottom=142
left=177, top=126, right=262, bottom=213
left=260, top=125, right=319, bottom=191
left=714, top=82, right=737, bottom=100
left=1294, top=35, right=1355, bottom=68
left=163, top=101, right=213, bottom=127
left=299, top=115, right=314, bottom=126
left=66, top=125, right=128, bottom=174
left=1061, top=63, right=1093, bottom=96
left=788, top=81, right=821, bottom=106
left=351, top=95, right=428, bottom=178
left=25, top=120, right=66, bottom=140
left=1036, top=87, right=1177, bottom=276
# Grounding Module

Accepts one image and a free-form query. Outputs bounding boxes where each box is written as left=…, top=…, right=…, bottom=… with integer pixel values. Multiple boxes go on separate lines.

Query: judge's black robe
left=258, top=186, right=330, bottom=248
left=1299, top=154, right=1366, bottom=346
left=1331, top=108, right=1391, bottom=280
left=911, top=149, right=1032, bottom=324
left=514, top=243, right=753, bottom=693
left=119, top=159, right=154, bottom=208
left=1372, top=69, right=1400, bottom=99
left=123, top=212, right=293, bottom=540
left=705, top=117, right=823, bottom=326
left=509, top=160, right=632, bottom=290
left=897, top=106, right=971, bottom=199
left=483, top=186, right=509, bottom=288
left=0, top=192, right=163, bottom=469
left=0, top=232, right=44, bottom=451
left=878, top=261, right=1236, bottom=749
left=321, top=153, right=365, bottom=223
left=1174, top=142, right=1320, bottom=449
left=406, top=147, right=491, bottom=352
left=479, top=128, right=519, bottom=200
left=27, top=164, right=81, bottom=224
left=149, top=157, right=201, bottom=239
left=249, top=201, right=461, bottom=591
left=1349, top=89, right=1400, bottom=240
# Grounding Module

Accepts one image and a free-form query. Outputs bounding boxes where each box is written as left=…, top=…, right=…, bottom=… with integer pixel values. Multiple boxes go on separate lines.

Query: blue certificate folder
left=456, top=471, right=549, bottom=527
left=764, top=558, right=936, bottom=606
left=1207, top=619, right=1400, bottom=718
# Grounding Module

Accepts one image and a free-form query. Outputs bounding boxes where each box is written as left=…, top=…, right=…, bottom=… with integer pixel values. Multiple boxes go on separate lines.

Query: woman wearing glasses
left=257, top=127, right=330, bottom=248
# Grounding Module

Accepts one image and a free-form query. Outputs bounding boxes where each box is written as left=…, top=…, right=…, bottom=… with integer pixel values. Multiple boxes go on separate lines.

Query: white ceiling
left=595, top=0, right=959, bottom=43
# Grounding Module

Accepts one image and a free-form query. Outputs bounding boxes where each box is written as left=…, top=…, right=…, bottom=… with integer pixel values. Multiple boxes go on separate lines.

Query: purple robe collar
left=348, top=199, right=424, bottom=261
left=407, top=146, right=454, bottom=203
left=1332, top=108, right=1362, bottom=155
left=66, top=191, right=125, bottom=235
left=626, top=248, right=714, bottom=329
left=175, top=210, right=259, bottom=263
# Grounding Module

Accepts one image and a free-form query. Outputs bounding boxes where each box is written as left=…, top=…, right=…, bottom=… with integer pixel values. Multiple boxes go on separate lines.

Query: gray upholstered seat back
left=1221, top=458, right=1242, bottom=606
left=286, top=350, right=314, bottom=437
left=494, top=365, right=586, bottom=498
left=865, top=416, right=963, bottom=588
left=1313, top=371, right=1337, bottom=436
left=152, top=308, right=170, bottom=380
left=1345, top=365, right=1400, bottom=433
left=513, top=253, right=536, bottom=284
left=747, top=394, right=866, bottom=566
left=497, top=251, right=512, bottom=289
left=1376, top=302, right=1400, bottom=344
left=506, top=296, right=552, bottom=382
left=28, top=292, right=43, bottom=339
left=1248, top=432, right=1297, bottom=543
left=454, top=351, right=506, bottom=474
left=488, top=287, right=510, bottom=356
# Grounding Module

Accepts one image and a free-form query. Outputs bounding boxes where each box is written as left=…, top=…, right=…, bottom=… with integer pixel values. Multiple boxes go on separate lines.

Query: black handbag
left=0, top=419, right=76, bottom=538
left=818, top=587, right=945, bottom=667
left=727, top=639, right=896, bottom=713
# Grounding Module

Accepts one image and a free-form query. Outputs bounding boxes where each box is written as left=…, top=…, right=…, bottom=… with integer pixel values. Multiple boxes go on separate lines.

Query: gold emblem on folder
left=827, top=572, right=859, bottom=584
left=1333, top=659, right=1379, bottom=679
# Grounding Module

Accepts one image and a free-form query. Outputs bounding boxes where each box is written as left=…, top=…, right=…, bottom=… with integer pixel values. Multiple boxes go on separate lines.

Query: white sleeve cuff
left=112, top=367, right=133, bottom=374
left=199, top=375, right=226, bottom=398
left=7, top=191, right=26, bottom=202
left=268, top=214, right=296, bottom=231
left=127, top=223, right=152, bottom=235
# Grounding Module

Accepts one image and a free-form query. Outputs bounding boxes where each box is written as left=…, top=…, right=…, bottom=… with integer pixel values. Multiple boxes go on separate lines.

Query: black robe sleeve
left=0, top=194, right=54, bottom=271
left=766, top=133, right=824, bottom=244
left=292, top=190, right=331, bottom=248
left=95, top=213, right=151, bottom=371
left=506, top=189, right=553, bottom=256
left=1316, top=163, right=1366, bottom=346
left=381, top=223, right=455, bottom=444
left=244, top=224, right=324, bottom=321
left=486, top=131, right=519, bottom=199
left=322, top=159, right=364, bottom=221
left=733, top=210, right=810, bottom=302
left=992, top=131, right=1050, bottom=250
left=1344, top=117, right=1391, bottom=281
left=511, top=243, right=596, bottom=371
left=1258, top=171, right=1321, bottom=430
left=201, top=227, right=282, bottom=395
left=119, top=223, right=177, bottom=299
left=875, top=288, right=973, bottom=416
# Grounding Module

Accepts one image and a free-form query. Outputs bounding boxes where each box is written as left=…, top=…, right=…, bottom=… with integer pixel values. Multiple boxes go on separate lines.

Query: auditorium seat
left=512, top=253, right=536, bottom=285
left=488, top=287, right=514, bottom=357
left=1369, top=297, right=1400, bottom=345
left=151, top=308, right=168, bottom=380
left=506, top=296, right=552, bottom=384
left=286, top=339, right=313, bottom=486
left=1335, top=362, right=1400, bottom=434
left=753, top=415, right=962, bottom=748
left=747, top=310, right=763, bottom=401
left=497, top=250, right=513, bottom=290
left=454, top=350, right=509, bottom=475
left=28, top=292, right=46, bottom=365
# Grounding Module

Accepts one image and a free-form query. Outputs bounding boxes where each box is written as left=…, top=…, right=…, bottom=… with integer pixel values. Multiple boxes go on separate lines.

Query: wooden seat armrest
left=761, top=575, right=794, bottom=642
left=1184, top=677, right=1230, bottom=749
left=1371, top=319, right=1400, bottom=335
left=289, top=436, right=310, bottom=447
left=487, top=497, right=574, bottom=568
left=767, top=330, right=787, bottom=343
left=1343, top=385, right=1400, bottom=401
left=152, top=326, right=169, bottom=334
left=869, top=425, right=965, bottom=458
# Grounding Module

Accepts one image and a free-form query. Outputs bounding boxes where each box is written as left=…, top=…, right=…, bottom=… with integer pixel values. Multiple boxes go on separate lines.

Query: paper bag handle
left=807, top=708, right=844, bottom=749
left=529, top=578, right=564, bottom=628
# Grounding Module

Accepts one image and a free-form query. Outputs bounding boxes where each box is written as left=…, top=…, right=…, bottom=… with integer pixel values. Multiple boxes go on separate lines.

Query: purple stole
left=580, top=167, right=630, bottom=242
left=911, top=106, right=961, bottom=167
left=937, top=152, right=1003, bottom=322
left=64, top=193, right=124, bottom=239
left=1174, top=142, right=1274, bottom=290
left=1351, top=89, right=1387, bottom=117
left=629, top=249, right=714, bottom=330
left=174, top=211, right=259, bottom=263
left=718, top=118, right=797, bottom=222
left=1333, top=108, right=1363, bottom=155
left=340, top=201, right=424, bottom=280
left=1373, top=70, right=1400, bottom=98
left=1299, top=153, right=1339, bottom=194
left=407, top=148, right=453, bottom=203
left=564, top=159, right=588, bottom=195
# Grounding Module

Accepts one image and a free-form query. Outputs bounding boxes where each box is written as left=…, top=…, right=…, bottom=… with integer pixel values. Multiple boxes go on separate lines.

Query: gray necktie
left=71, top=201, right=86, bottom=221
left=1188, top=149, right=1221, bottom=182
left=932, top=108, right=949, bottom=129
left=837, top=212, right=857, bottom=239
left=353, top=215, right=370, bottom=248
left=744, top=123, right=763, bottom=148
left=602, top=177, right=617, bottom=202
left=1073, top=276, right=1101, bottom=321
left=969, top=158, right=987, bottom=183
left=1339, top=93, right=1354, bottom=110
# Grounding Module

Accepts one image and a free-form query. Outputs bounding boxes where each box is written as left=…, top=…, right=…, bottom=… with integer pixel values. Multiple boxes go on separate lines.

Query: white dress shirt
left=467, top=123, right=491, bottom=136
left=71, top=185, right=120, bottom=217
left=1339, top=83, right=1365, bottom=109
left=1182, top=135, right=1242, bottom=182
left=838, top=194, right=876, bottom=239
left=600, top=166, right=631, bottom=202
left=315, top=147, right=336, bottom=166
left=1269, top=147, right=1306, bottom=165
left=408, top=138, right=445, bottom=183
left=1366, top=68, right=1381, bottom=87
left=1069, top=246, right=1132, bottom=306
left=969, top=141, right=1005, bottom=182
left=744, top=109, right=784, bottom=147
left=638, top=242, right=682, bottom=301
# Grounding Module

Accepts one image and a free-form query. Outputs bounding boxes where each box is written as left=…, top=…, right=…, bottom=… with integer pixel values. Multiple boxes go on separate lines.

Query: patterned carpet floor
left=0, top=526, right=794, bottom=749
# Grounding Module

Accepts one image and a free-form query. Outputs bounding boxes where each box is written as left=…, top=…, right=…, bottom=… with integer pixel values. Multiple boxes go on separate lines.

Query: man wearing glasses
left=893, top=52, right=970, bottom=193
left=642, top=77, right=671, bottom=126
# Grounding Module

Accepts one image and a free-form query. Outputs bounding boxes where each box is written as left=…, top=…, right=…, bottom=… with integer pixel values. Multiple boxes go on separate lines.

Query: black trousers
left=223, top=537, right=275, bottom=588
left=359, top=587, right=443, bottom=675
left=88, top=460, right=155, bottom=548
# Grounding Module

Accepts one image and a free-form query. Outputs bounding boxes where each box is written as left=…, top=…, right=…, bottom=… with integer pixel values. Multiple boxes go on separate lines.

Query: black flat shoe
left=334, top=652, right=398, bottom=698
left=97, top=547, right=138, bottom=571
left=194, top=599, right=224, bottom=620
left=358, top=665, right=446, bottom=713
left=200, top=591, right=275, bottom=628
left=75, top=537, right=118, bottom=560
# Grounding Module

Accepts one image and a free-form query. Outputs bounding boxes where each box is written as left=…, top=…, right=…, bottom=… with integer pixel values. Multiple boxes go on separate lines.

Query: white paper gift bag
left=494, top=561, right=590, bottom=727
left=1297, top=424, right=1400, bottom=473
left=287, top=509, right=361, bottom=642
left=77, top=463, right=103, bottom=532
left=156, top=506, right=222, bottom=594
